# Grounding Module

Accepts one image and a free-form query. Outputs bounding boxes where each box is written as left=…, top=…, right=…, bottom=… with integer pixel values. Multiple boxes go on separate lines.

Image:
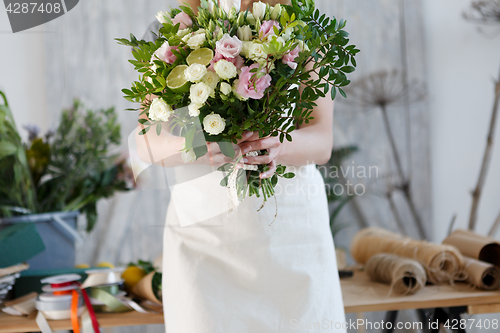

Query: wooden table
left=1, top=269, right=500, bottom=333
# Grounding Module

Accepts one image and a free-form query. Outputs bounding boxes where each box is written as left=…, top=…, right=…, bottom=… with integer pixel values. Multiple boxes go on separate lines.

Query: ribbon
left=90, top=288, right=131, bottom=313
left=35, top=311, right=53, bottom=333
left=227, top=151, right=258, bottom=211
left=78, top=283, right=101, bottom=333
left=71, top=290, right=81, bottom=333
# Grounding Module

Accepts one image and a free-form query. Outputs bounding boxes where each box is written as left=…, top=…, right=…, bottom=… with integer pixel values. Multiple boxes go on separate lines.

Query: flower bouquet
left=117, top=0, right=358, bottom=209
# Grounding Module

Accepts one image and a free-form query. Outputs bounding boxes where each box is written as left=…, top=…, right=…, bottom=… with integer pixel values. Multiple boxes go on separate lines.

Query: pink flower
left=209, top=51, right=245, bottom=71
left=236, top=63, right=272, bottom=99
left=172, top=12, right=193, bottom=30
left=282, top=46, right=300, bottom=70
left=154, top=41, right=180, bottom=64
left=259, top=20, right=280, bottom=40
left=215, top=34, right=243, bottom=58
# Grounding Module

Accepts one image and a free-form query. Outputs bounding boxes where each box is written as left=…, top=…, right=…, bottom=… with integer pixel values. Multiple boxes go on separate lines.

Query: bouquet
left=117, top=0, right=358, bottom=209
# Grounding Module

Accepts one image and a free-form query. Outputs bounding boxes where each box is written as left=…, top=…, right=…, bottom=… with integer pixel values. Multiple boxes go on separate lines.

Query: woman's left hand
left=238, top=133, right=282, bottom=179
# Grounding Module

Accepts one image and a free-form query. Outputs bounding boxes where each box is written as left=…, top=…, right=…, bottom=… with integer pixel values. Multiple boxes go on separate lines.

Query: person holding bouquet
left=123, top=0, right=358, bottom=331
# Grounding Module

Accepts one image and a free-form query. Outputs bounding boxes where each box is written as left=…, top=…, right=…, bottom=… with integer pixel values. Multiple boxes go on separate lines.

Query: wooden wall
left=43, top=1, right=431, bottom=332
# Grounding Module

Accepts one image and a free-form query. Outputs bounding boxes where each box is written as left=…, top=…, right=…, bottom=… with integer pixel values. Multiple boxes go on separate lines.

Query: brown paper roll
left=462, top=257, right=500, bottom=290
left=132, top=272, right=162, bottom=305
left=443, top=229, right=500, bottom=267
left=365, top=253, right=427, bottom=295
left=351, top=227, right=464, bottom=284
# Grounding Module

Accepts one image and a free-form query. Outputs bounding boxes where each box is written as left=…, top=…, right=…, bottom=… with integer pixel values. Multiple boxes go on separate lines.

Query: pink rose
left=215, top=33, right=243, bottom=58
left=172, top=12, right=193, bottom=30
left=259, top=20, right=280, bottom=40
left=282, top=46, right=300, bottom=70
left=154, top=41, right=180, bottom=64
left=209, top=51, right=245, bottom=71
left=236, top=63, right=272, bottom=99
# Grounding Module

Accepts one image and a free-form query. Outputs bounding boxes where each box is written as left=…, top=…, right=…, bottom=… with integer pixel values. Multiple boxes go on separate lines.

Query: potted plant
left=0, top=92, right=133, bottom=269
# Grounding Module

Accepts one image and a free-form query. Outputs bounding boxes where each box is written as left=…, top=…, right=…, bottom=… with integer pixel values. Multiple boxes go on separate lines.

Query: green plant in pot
left=0, top=92, right=133, bottom=269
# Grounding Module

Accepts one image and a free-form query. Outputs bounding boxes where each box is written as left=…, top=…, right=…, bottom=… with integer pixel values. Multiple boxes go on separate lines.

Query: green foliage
left=0, top=95, right=132, bottom=231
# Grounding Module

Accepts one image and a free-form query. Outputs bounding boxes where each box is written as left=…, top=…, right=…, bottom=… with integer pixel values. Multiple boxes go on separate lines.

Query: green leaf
left=217, top=141, right=235, bottom=159
left=0, top=141, right=17, bottom=159
left=282, top=172, right=295, bottom=179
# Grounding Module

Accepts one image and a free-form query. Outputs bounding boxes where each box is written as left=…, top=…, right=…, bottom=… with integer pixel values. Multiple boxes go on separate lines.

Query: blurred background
left=1, top=0, right=500, bottom=332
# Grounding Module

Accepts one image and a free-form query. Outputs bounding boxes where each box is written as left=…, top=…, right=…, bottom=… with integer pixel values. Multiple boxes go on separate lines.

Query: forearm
left=135, top=123, right=186, bottom=167
left=277, top=124, right=333, bottom=166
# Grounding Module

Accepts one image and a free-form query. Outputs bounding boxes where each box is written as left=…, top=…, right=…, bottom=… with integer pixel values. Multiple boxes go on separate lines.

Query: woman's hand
left=238, top=133, right=283, bottom=179
left=194, top=131, right=254, bottom=167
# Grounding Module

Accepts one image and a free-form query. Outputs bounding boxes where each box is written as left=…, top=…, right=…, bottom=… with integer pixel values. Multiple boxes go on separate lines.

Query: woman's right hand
left=193, top=131, right=254, bottom=167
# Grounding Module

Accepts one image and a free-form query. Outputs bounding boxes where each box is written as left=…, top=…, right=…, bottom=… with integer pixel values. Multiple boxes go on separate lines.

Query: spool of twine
left=365, top=253, right=427, bottom=295
left=351, top=227, right=464, bottom=284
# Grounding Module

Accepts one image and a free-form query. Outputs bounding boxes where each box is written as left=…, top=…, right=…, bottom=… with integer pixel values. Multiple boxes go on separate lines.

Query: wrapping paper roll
left=351, top=227, right=464, bottom=284
left=443, top=229, right=500, bottom=267
left=132, top=272, right=162, bottom=305
left=365, top=253, right=427, bottom=295
left=462, top=257, right=500, bottom=290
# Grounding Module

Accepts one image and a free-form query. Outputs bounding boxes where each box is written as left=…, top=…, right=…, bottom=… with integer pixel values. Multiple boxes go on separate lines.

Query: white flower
left=188, top=103, right=202, bottom=117
left=213, top=59, right=237, bottom=80
left=149, top=98, right=173, bottom=122
left=252, top=1, right=267, bottom=20
left=297, top=39, right=310, bottom=52
left=187, top=34, right=206, bottom=49
left=237, top=25, right=252, bottom=41
left=207, top=0, right=215, bottom=14
left=193, top=28, right=206, bottom=36
left=202, top=71, right=220, bottom=90
left=190, top=82, right=211, bottom=104
left=203, top=112, right=226, bottom=135
left=282, top=27, right=293, bottom=41
left=177, top=28, right=191, bottom=38
left=181, top=149, right=196, bottom=163
left=232, top=79, right=248, bottom=101
left=219, top=0, right=241, bottom=13
left=274, top=36, right=286, bottom=46
left=242, top=41, right=267, bottom=63
left=185, top=63, right=207, bottom=83
left=246, top=13, right=256, bottom=25
left=156, top=11, right=170, bottom=24
left=146, top=63, right=158, bottom=84
left=220, top=82, right=232, bottom=95
left=270, top=4, right=281, bottom=20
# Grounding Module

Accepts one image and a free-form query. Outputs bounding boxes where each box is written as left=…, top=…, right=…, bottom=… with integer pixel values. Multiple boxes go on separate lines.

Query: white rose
left=213, top=59, right=237, bottom=80
left=177, top=28, right=191, bottom=38
left=232, top=79, right=248, bottom=101
left=187, top=34, right=206, bottom=49
left=237, top=25, right=253, bottom=41
left=193, top=28, right=206, bottom=35
left=181, top=149, right=196, bottom=163
left=190, top=82, right=211, bottom=104
left=149, top=98, right=173, bottom=122
left=156, top=11, right=170, bottom=24
left=185, top=63, right=207, bottom=83
left=244, top=42, right=267, bottom=62
left=202, top=70, right=220, bottom=90
left=252, top=1, right=267, bottom=20
left=220, top=82, right=232, bottom=95
left=188, top=103, right=202, bottom=117
left=203, top=112, right=226, bottom=135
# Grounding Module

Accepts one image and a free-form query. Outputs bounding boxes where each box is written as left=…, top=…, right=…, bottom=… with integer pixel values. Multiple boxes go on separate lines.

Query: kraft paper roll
left=443, top=229, right=500, bottom=267
left=351, top=227, right=464, bottom=284
left=132, top=272, right=162, bottom=305
left=462, top=257, right=500, bottom=290
left=81, top=268, right=124, bottom=289
left=365, top=253, right=427, bottom=295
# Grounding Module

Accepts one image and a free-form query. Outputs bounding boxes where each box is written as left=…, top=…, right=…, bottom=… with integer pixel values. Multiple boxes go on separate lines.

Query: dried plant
left=464, top=0, right=500, bottom=24
left=340, top=70, right=427, bottom=239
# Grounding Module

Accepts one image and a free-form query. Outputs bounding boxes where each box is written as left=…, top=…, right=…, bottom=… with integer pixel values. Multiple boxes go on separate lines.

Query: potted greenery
left=0, top=92, right=133, bottom=269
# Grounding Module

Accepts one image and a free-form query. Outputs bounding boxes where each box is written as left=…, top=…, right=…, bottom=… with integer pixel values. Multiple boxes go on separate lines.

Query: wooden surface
left=342, top=269, right=500, bottom=313
left=3, top=270, right=500, bottom=333
left=0, top=311, right=164, bottom=333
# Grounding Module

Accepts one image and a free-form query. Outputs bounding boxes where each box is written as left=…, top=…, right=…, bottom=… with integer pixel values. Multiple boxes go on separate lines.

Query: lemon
left=186, top=48, right=214, bottom=66
left=96, top=262, right=115, bottom=268
left=122, top=265, right=147, bottom=290
left=166, top=65, right=190, bottom=93
left=75, top=264, right=90, bottom=269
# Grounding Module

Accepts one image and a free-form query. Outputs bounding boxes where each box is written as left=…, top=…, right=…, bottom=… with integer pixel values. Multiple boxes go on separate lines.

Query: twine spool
left=351, top=227, right=464, bottom=284
left=365, top=253, right=427, bottom=295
